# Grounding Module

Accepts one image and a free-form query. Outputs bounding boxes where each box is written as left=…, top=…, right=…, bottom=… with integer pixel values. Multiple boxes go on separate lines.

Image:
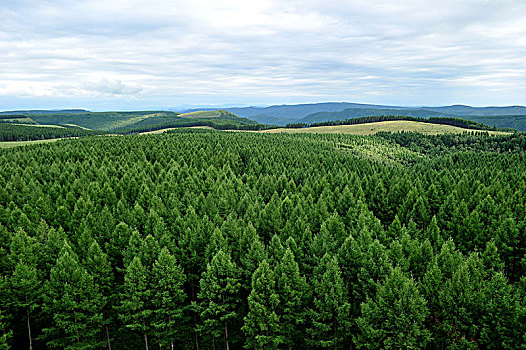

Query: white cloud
left=0, top=0, right=526, bottom=108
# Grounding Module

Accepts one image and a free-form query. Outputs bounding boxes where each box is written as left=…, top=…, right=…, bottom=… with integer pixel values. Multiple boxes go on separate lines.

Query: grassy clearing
left=178, top=111, right=223, bottom=118
left=0, top=117, right=37, bottom=124
left=261, top=120, right=511, bottom=135
left=0, top=138, right=69, bottom=148
left=138, top=126, right=214, bottom=135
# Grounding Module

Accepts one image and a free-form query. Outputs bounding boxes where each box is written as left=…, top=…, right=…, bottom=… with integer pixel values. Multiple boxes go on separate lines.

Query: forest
left=285, top=115, right=508, bottom=131
left=0, top=130, right=525, bottom=349
left=0, top=124, right=104, bottom=142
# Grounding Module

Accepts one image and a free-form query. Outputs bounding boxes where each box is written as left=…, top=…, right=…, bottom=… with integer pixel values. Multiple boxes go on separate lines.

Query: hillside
left=262, top=120, right=510, bottom=136
left=297, top=108, right=449, bottom=124
left=0, top=124, right=105, bottom=142
left=422, top=105, right=526, bottom=116
left=223, top=102, right=407, bottom=124
left=0, top=109, right=262, bottom=133
left=212, top=102, right=526, bottom=130
left=29, top=111, right=180, bottom=131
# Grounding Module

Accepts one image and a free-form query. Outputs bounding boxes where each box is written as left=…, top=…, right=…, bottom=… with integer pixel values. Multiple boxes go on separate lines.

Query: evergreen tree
left=479, top=272, right=521, bottom=349
left=120, top=256, right=152, bottom=350
left=85, top=241, right=114, bottom=350
left=276, top=248, right=307, bottom=349
left=151, top=247, right=186, bottom=350
left=10, top=260, right=40, bottom=350
left=43, top=243, right=103, bottom=350
left=307, top=254, right=351, bottom=349
left=199, top=250, right=241, bottom=350
left=356, top=267, right=431, bottom=349
left=0, top=305, right=11, bottom=350
left=242, top=260, right=282, bottom=349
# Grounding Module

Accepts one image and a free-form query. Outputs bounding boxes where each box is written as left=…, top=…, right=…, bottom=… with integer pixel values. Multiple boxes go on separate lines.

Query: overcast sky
left=1, top=0, right=526, bottom=110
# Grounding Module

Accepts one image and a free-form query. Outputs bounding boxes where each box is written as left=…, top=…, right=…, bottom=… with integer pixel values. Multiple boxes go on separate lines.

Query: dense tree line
left=116, top=119, right=273, bottom=134
left=0, top=124, right=104, bottom=142
left=286, top=115, right=510, bottom=131
left=0, top=130, right=525, bottom=349
left=377, top=131, right=526, bottom=155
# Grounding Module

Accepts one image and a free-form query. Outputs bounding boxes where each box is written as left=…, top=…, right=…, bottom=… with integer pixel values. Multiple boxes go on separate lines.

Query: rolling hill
left=0, top=109, right=264, bottom=134
left=296, top=108, right=448, bottom=124
left=211, top=102, right=526, bottom=131
left=262, top=120, right=511, bottom=136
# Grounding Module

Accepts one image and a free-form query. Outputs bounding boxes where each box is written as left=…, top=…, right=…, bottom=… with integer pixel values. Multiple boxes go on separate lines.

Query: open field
left=138, top=126, right=215, bottom=135
left=261, top=120, right=512, bottom=135
left=0, top=138, right=67, bottom=148
left=178, top=110, right=224, bottom=118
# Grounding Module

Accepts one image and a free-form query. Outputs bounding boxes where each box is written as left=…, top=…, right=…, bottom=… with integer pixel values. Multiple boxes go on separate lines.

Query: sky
left=1, top=0, right=526, bottom=110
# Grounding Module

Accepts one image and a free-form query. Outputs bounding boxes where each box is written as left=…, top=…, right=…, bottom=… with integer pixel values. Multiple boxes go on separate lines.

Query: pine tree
left=85, top=241, right=114, bottom=350
left=43, top=243, right=103, bottom=350
left=10, top=260, right=40, bottom=350
left=242, top=260, right=282, bottom=349
left=151, top=247, right=186, bottom=350
left=8, top=229, right=40, bottom=350
left=0, top=276, right=12, bottom=350
left=480, top=272, right=521, bottom=349
left=120, top=256, right=152, bottom=350
left=356, top=267, right=431, bottom=349
left=199, top=250, right=241, bottom=350
left=276, top=248, right=307, bottom=349
left=0, top=308, right=10, bottom=350
left=307, top=254, right=351, bottom=349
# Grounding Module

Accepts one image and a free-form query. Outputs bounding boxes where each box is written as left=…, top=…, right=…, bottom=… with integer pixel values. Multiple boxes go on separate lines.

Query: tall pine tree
left=242, top=259, right=282, bottom=349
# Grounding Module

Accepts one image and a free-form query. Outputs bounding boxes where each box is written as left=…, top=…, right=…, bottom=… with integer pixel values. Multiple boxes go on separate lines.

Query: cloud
left=80, top=79, right=144, bottom=96
left=1, top=0, right=526, bottom=109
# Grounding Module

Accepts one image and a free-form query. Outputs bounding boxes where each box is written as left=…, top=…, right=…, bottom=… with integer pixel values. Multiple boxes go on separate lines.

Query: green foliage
left=276, top=248, right=307, bottom=349
left=307, top=255, right=351, bottom=349
left=356, top=267, right=431, bottom=349
left=42, top=243, right=103, bottom=349
left=199, top=250, right=241, bottom=348
left=0, top=130, right=525, bottom=348
left=120, top=256, right=152, bottom=347
left=151, top=247, right=186, bottom=348
left=0, top=124, right=103, bottom=142
left=0, top=291, right=12, bottom=349
left=242, top=260, right=282, bottom=349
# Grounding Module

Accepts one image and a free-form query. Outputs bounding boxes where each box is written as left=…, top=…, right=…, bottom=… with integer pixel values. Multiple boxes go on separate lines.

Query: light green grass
left=0, top=138, right=69, bottom=148
left=0, top=117, right=38, bottom=124
left=178, top=111, right=223, bottom=118
left=262, top=120, right=511, bottom=135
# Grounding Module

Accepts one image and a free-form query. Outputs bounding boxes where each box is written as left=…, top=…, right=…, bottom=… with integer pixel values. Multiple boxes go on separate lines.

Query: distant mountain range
left=0, top=109, right=89, bottom=115
left=2, top=103, right=526, bottom=131
left=197, top=103, right=526, bottom=131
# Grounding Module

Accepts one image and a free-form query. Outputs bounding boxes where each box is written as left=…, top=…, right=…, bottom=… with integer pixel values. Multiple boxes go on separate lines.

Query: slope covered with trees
left=0, top=124, right=104, bottom=142
left=0, top=130, right=525, bottom=349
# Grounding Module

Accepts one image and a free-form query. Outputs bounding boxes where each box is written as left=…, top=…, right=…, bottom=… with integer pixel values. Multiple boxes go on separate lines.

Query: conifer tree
left=85, top=241, right=113, bottom=350
left=307, top=254, right=351, bottom=349
left=356, top=267, right=431, bottom=349
left=120, top=256, right=152, bottom=350
left=479, top=272, right=521, bottom=348
left=0, top=306, right=11, bottom=350
left=0, top=275, right=12, bottom=350
left=10, top=260, right=40, bottom=350
left=151, top=247, right=186, bottom=350
left=276, top=248, right=307, bottom=349
left=242, top=260, right=282, bottom=349
left=199, top=250, right=241, bottom=350
left=43, top=243, right=103, bottom=350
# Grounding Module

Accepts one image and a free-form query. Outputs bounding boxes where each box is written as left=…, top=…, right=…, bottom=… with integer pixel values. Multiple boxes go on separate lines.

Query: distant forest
left=0, top=124, right=104, bottom=142
left=1, top=130, right=525, bottom=349
left=286, top=115, right=513, bottom=132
